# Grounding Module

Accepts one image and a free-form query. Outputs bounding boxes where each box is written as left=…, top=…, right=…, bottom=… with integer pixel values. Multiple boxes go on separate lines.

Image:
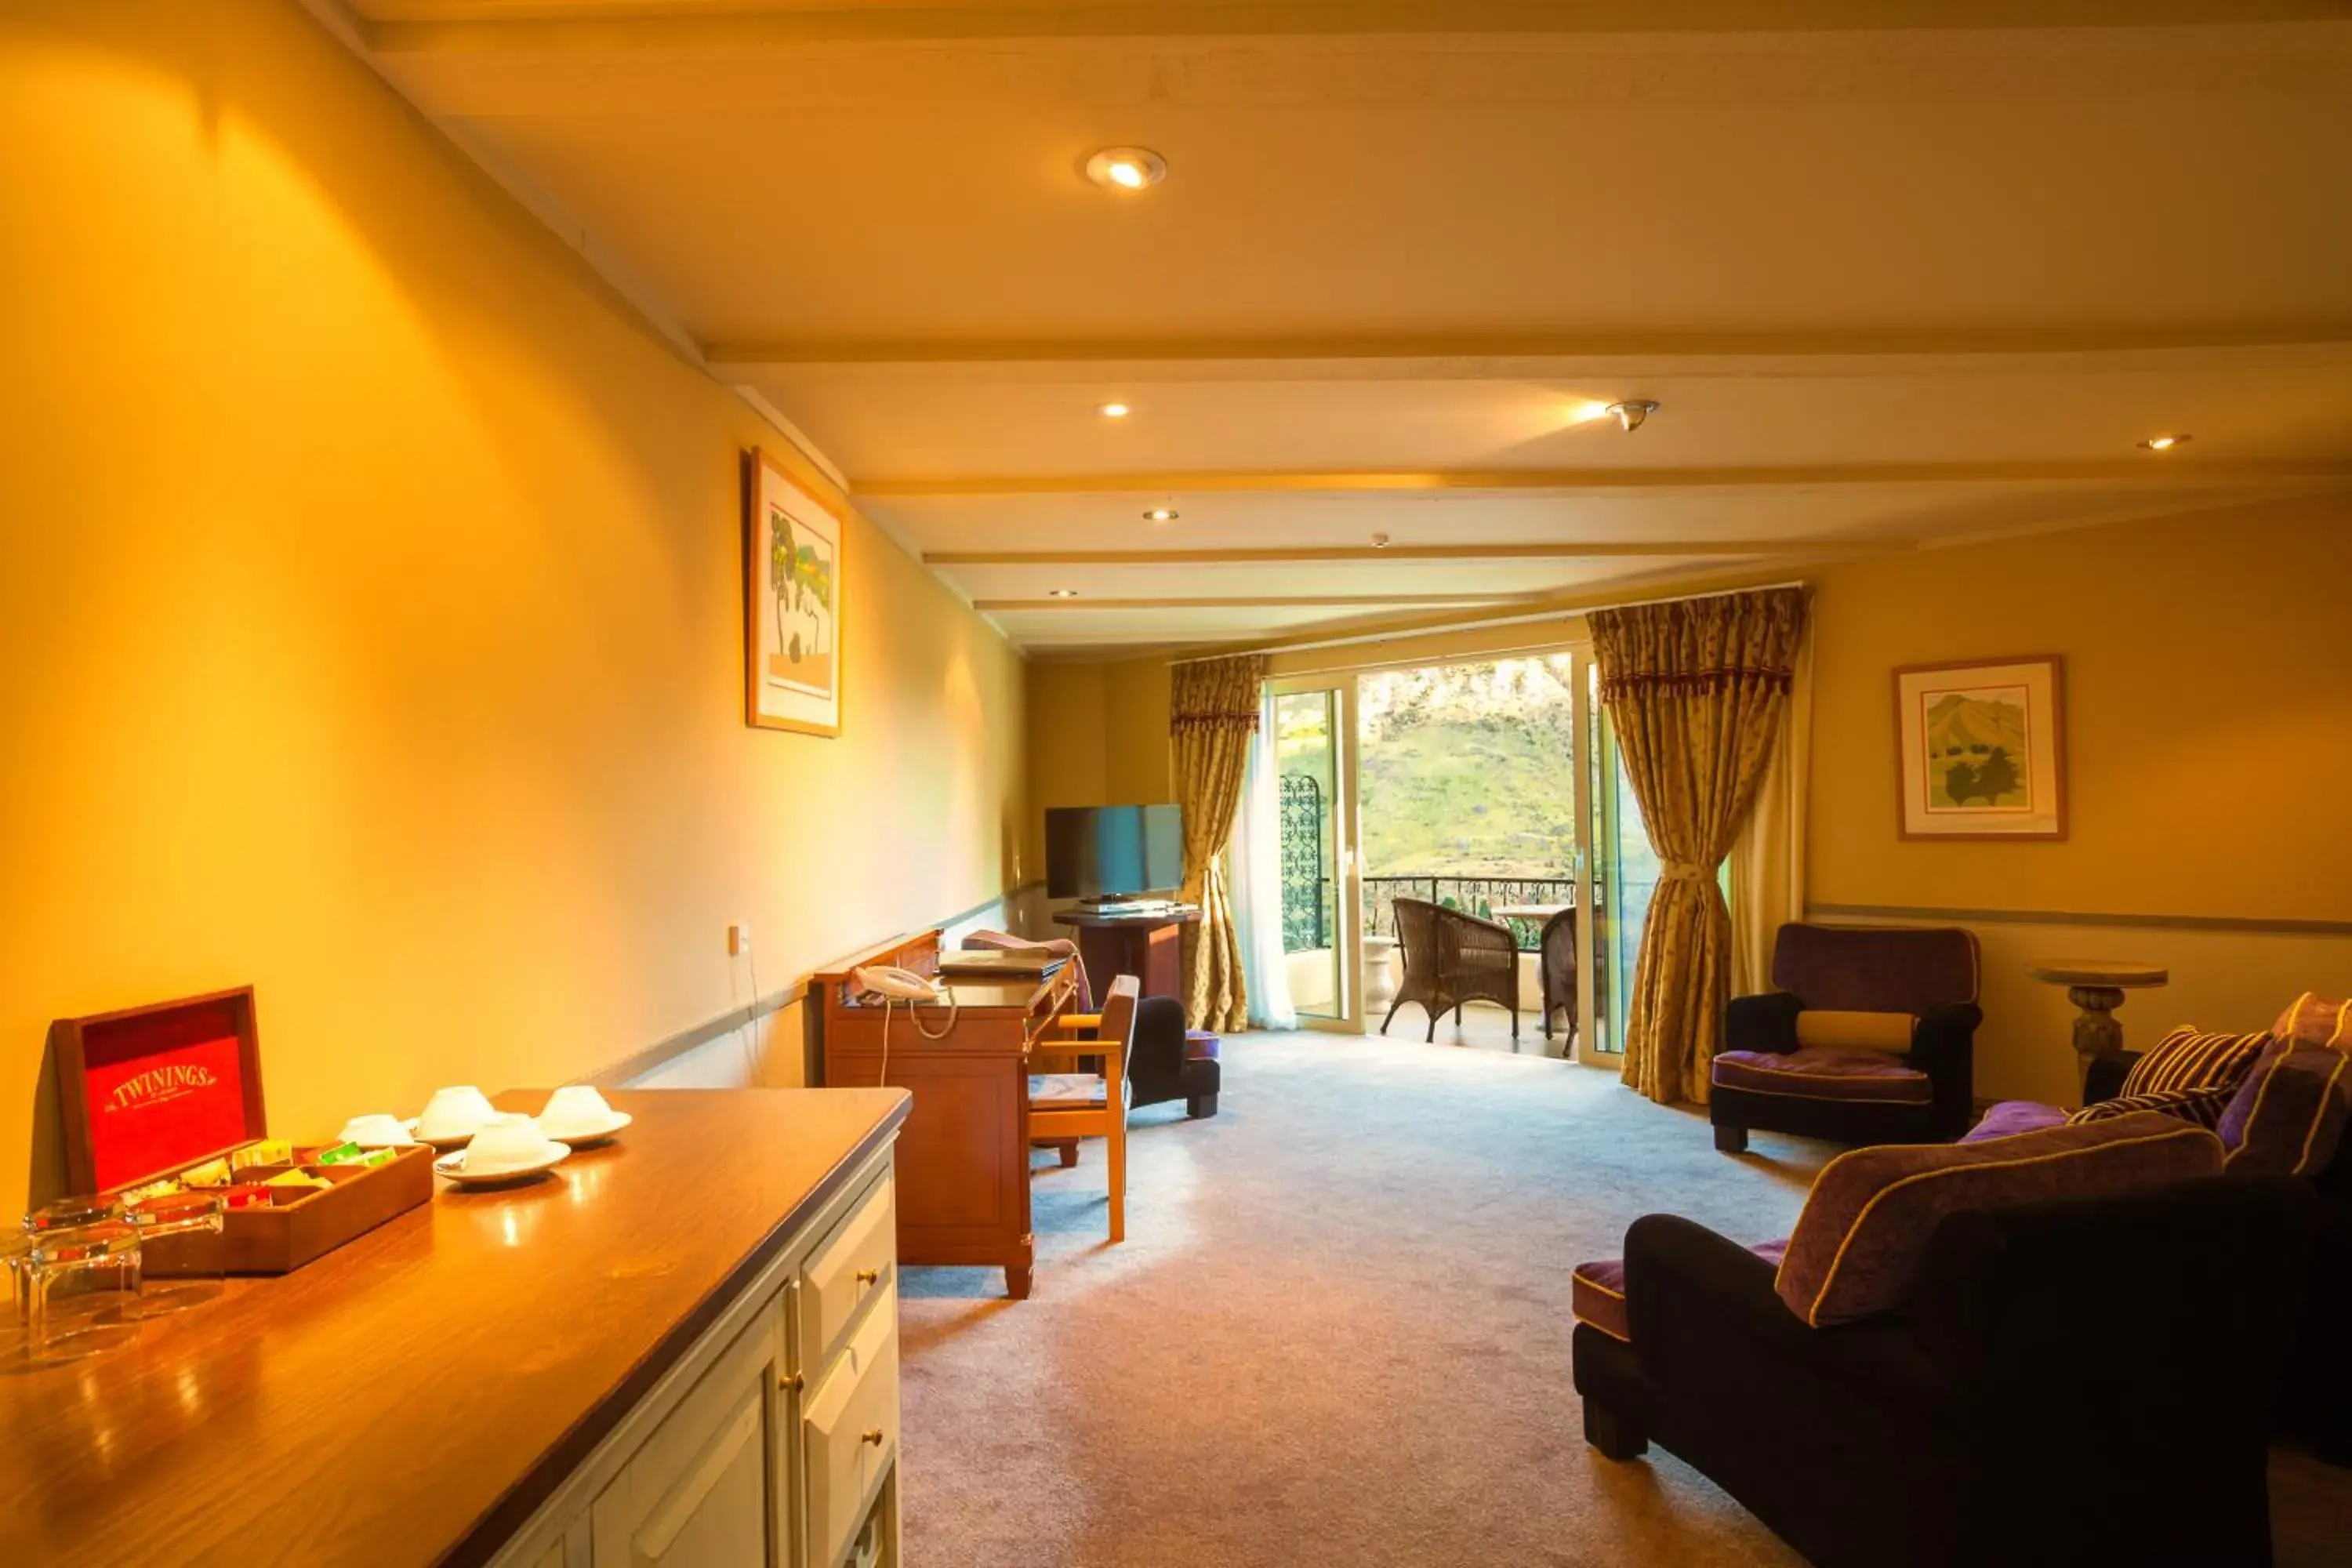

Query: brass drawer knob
left=855, top=1268, right=880, bottom=1285
left=860, top=1428, right=886, bottom=1447
left=778, top=1371, right=804, bottom=1393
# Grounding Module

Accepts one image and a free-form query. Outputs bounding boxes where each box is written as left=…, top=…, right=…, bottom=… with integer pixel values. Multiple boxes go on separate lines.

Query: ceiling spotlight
left=1604, top=399, right=1661, bottom=433
left=1048, top=588, right=1080, bottom=599
left=1143, top=507, right=1179, bottom=522
left=2138, top=433, right=2190, bottom=451
left=1085, top=147, right=1167, bottom=191
left=1099, top=401, right=1131, bottom=419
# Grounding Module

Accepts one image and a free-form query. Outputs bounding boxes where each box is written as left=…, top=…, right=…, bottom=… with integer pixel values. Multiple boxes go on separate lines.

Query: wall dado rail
left=1809, top=902, right=2352, bottom=938
left=1, top=1088, right=912, bottom=1568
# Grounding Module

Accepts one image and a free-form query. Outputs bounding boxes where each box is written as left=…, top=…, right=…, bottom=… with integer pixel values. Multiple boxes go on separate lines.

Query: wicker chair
left=1539, top=908, right=1578, bottom=1043
left=1381, top=897, right=1521, bottom=1044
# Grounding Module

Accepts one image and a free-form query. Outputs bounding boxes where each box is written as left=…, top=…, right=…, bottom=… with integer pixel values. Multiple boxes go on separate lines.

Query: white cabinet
left=490, top=1149, right=900, bottom=1568
left=591, top=1312, right=780, bottom=1567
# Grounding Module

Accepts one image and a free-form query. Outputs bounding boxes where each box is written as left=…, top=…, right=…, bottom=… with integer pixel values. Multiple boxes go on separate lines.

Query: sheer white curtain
left=1229, top=688, right=1298, bottom=1030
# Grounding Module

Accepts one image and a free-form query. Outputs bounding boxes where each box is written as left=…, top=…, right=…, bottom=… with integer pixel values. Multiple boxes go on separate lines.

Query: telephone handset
left=854, top=964, right=959, bottom=1085
left=855, top=965, right=948, bottom=1003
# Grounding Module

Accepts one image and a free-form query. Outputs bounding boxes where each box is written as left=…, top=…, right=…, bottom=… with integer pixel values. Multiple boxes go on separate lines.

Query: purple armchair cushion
left=1775, top=1112, right=2223, bottom=1327
left=2118, top=1026, right=2270, bottom=1098
left=1772, top=923, right=1981, bottom=1013
left=2273, top=993, right=2352, bottom=1047
left=1963, top=1100, right=2071, bottom=1142
left=2069, top=1083, right=2236, bottom=1131
left=1573, top=1238, right=1791, bottom=1344
left=2219, top=1036, right=2352, bottom=1177
left=1711, top=1047, right=1934, bottom=1105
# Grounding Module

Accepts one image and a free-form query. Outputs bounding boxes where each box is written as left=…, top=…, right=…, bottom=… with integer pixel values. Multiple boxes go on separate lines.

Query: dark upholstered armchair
left=1381, top=897, right=1520, bottom=1044
left=1128, top=994, right=1219, bottom=1120
left=1711, top=924, right=1982, bottom=1152
left=1573, top=1178, right=2318, bottom=1568
left=1538, top=909, right=1577, bottom=1044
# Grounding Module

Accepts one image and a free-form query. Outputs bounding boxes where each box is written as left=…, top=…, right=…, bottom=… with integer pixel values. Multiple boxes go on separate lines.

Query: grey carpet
left=896, top=1029, right=2352, bottom=1566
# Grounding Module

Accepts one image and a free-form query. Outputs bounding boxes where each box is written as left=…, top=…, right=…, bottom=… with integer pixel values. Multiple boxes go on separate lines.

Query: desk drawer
left=804, top=1279, right=899, bottom=1568
left=803, top=1173, right=895, bottom=1372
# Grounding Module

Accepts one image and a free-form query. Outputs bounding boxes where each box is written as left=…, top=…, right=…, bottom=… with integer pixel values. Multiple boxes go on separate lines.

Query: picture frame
left=1893, top=654, right=2066, bottom=840
left=743, top=448, right=845, bottom=737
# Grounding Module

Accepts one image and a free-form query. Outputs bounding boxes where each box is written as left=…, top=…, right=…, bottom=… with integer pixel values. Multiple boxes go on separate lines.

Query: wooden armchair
left=1381, top=897, right=1521, bottom=1044
left=1027, top=975, right=1142, bottom=1243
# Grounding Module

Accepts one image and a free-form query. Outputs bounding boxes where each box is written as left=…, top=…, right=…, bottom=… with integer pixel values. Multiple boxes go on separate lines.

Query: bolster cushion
left=1711, top=1047, right=1934, bottom=1105
left=1792, top=1009, right=1917, bottom=1053
left=1773, top=1112, right=2223, bottom=1327
left=2070, top=1082, right=2238, bottom=1131
left=2118, top=1025, right=2270, bottom=1098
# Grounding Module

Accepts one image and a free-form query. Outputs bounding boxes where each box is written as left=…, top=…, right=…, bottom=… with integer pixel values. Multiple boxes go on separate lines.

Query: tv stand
left=1051, top=906, right=1200, bottom=1003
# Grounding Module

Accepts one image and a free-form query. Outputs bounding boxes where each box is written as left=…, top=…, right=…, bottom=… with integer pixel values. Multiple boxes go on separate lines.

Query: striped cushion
left=2273, top=993, right=2352, bottom=1048
left=2069, top=1083, right=2235, bottom=1131
left=2220, top=1037, right=2352, bottom=1177
left=2118, top=1026, right=2269, bottom=1098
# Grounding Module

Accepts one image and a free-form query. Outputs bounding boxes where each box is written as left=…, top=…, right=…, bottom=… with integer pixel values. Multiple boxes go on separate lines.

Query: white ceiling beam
left=866, top=460, right=2351, bottom=499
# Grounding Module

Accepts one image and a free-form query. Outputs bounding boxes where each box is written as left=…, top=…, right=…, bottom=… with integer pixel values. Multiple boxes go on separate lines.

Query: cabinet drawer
left=802, top=1173, right=895, bottom=1373
left=804, top=1279, right=899, bottom=1568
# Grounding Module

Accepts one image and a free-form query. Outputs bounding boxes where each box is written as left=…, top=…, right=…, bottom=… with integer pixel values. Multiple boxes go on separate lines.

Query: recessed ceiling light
left=2139, top=433, right=2190, bottom=451
left=1142, top=507, right=1178, bottom=522
left=1048, top=588, right=1080, bottom=599
left=1603, top=399, right=1660, bottom=433
left=1099, top=401, right=1131, bottom=419
left=1085, top=147, right=1167, bottom=191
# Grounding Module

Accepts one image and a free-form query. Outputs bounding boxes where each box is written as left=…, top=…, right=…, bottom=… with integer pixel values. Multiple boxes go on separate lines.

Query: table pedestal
left=2027, top=961, right=2171, bottom=1096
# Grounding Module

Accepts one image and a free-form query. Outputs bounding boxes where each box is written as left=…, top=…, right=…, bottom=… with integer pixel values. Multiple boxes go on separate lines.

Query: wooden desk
left=1051, top=906, right=1200, bottom=1000
left=816, top=931, right=1074, bottom=1299
left=0, top=1088, right=909, bottom=1568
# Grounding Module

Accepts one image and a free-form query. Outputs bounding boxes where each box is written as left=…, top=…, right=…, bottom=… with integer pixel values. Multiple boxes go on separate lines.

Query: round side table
left=2027, top=960, right=2170, bottom=1093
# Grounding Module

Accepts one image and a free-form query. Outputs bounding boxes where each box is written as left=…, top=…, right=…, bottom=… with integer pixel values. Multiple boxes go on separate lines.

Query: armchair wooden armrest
left=1028, top=1038, right=1123, bottom=1070
left=1047, top=1012, right=1104, bottom=1036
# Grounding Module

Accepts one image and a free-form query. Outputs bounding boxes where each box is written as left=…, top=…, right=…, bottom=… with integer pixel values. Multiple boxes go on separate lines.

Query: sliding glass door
left=1269, top=681, right=1361, bottom=1032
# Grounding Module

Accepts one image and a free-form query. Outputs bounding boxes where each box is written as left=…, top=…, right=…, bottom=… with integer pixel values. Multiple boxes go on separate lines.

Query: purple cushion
left=1185, top=1029, right=1221, bottom=1062
left=1963, top=1100, right=2071, bottom=1142
left=2219, top=1037, right=2352, bottom=1177
left=1572, top=1238, right=1791, bottom=1344
left=1775, top=1112, right=2223, bottom=1327
left=1711, top=1047, right=1934, bottom=1105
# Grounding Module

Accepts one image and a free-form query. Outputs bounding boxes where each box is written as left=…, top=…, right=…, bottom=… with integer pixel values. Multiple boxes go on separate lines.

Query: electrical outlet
left=728, top=923, right=751, bottom=956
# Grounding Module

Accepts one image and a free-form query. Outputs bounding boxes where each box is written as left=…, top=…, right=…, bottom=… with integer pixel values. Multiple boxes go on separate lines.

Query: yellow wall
left=0, top=1, right=1026, bottom=1219
left=1020, top=654, right=1172, bottom=888
left=1033, top=495, right=2352, bottom=1103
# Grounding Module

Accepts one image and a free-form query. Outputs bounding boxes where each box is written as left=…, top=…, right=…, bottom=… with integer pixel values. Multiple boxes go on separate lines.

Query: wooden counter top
left=0, top=1087, right=909, bottom=1567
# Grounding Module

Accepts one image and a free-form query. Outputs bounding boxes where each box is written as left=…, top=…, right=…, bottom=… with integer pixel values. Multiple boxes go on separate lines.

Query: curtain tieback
left=1659, top=861, right=1717, bottom=884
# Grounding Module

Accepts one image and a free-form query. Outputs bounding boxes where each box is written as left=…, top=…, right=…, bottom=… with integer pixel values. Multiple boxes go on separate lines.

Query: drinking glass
left=124, top=1191, right=227, bottom=1317
left=23, top=1214, right=141, bottom=1363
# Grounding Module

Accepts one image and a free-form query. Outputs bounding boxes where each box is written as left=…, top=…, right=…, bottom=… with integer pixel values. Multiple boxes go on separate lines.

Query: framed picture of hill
left=743, top=448, right=844, bottom=737
left=1893, top=655, right=2065, bottom=840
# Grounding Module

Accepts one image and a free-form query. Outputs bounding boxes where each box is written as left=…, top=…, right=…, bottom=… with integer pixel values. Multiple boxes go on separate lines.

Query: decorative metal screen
left=1278, top=775, right=1329, bottom=954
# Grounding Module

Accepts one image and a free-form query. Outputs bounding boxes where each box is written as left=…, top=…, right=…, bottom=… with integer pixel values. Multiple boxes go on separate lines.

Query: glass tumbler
left=123, top=1190, right=227, bottom=1316
left=23, top=1217, right=141, bottom=1363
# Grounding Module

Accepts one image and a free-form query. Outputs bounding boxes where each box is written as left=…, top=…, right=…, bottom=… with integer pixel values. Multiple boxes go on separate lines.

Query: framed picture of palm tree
left=1893, top=655, right=2066, bottom=840
left=744, top=448, right=844, bottom=736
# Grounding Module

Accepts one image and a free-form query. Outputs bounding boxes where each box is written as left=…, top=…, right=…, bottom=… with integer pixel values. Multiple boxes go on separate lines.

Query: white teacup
left=339, top=1113, right=416, bottom=1149
left=463, top=1113, right=552, bottom=1174
left=539, top=1085, right=616, bottom=1139
left=416, top=1085, right=498, bottom=1144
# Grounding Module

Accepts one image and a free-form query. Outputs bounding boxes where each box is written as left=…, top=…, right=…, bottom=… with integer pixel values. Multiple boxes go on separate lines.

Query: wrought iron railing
left=1279, top=775, right=1332, bottom=954
left=1359, top=876, right=1577, bottom=949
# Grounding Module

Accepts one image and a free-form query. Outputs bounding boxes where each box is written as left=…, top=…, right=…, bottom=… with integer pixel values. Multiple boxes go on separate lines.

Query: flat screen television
left=1045, top=804, right=1183, bottom=900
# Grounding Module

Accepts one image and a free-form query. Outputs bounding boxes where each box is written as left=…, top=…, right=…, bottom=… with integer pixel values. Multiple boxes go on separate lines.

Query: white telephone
left=855, top=965, right=948, bottom=1003
left=854, top=964, right=958, bottom=1085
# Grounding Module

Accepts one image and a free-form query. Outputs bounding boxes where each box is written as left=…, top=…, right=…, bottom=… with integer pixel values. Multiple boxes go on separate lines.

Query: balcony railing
left=1360, top=876, right=1577, bottom=949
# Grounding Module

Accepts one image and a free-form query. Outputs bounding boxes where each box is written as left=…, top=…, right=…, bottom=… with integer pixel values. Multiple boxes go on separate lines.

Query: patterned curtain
left=1172, top=654, right=1268, bottom=1031
left=1591, top=588, right=1806, bottom=1105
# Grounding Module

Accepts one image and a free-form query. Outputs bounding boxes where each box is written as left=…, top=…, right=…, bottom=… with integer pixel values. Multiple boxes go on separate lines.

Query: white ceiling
left=330, top=1, right=2352, bottom=652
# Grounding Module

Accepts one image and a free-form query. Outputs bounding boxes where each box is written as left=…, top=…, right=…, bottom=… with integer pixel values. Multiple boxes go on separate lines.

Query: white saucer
left=433, top=1142, right=569, bottom=1187
left=543, top=1110, right=632, bottom=1148
left=406, top=1116, right=481, bottom=1152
